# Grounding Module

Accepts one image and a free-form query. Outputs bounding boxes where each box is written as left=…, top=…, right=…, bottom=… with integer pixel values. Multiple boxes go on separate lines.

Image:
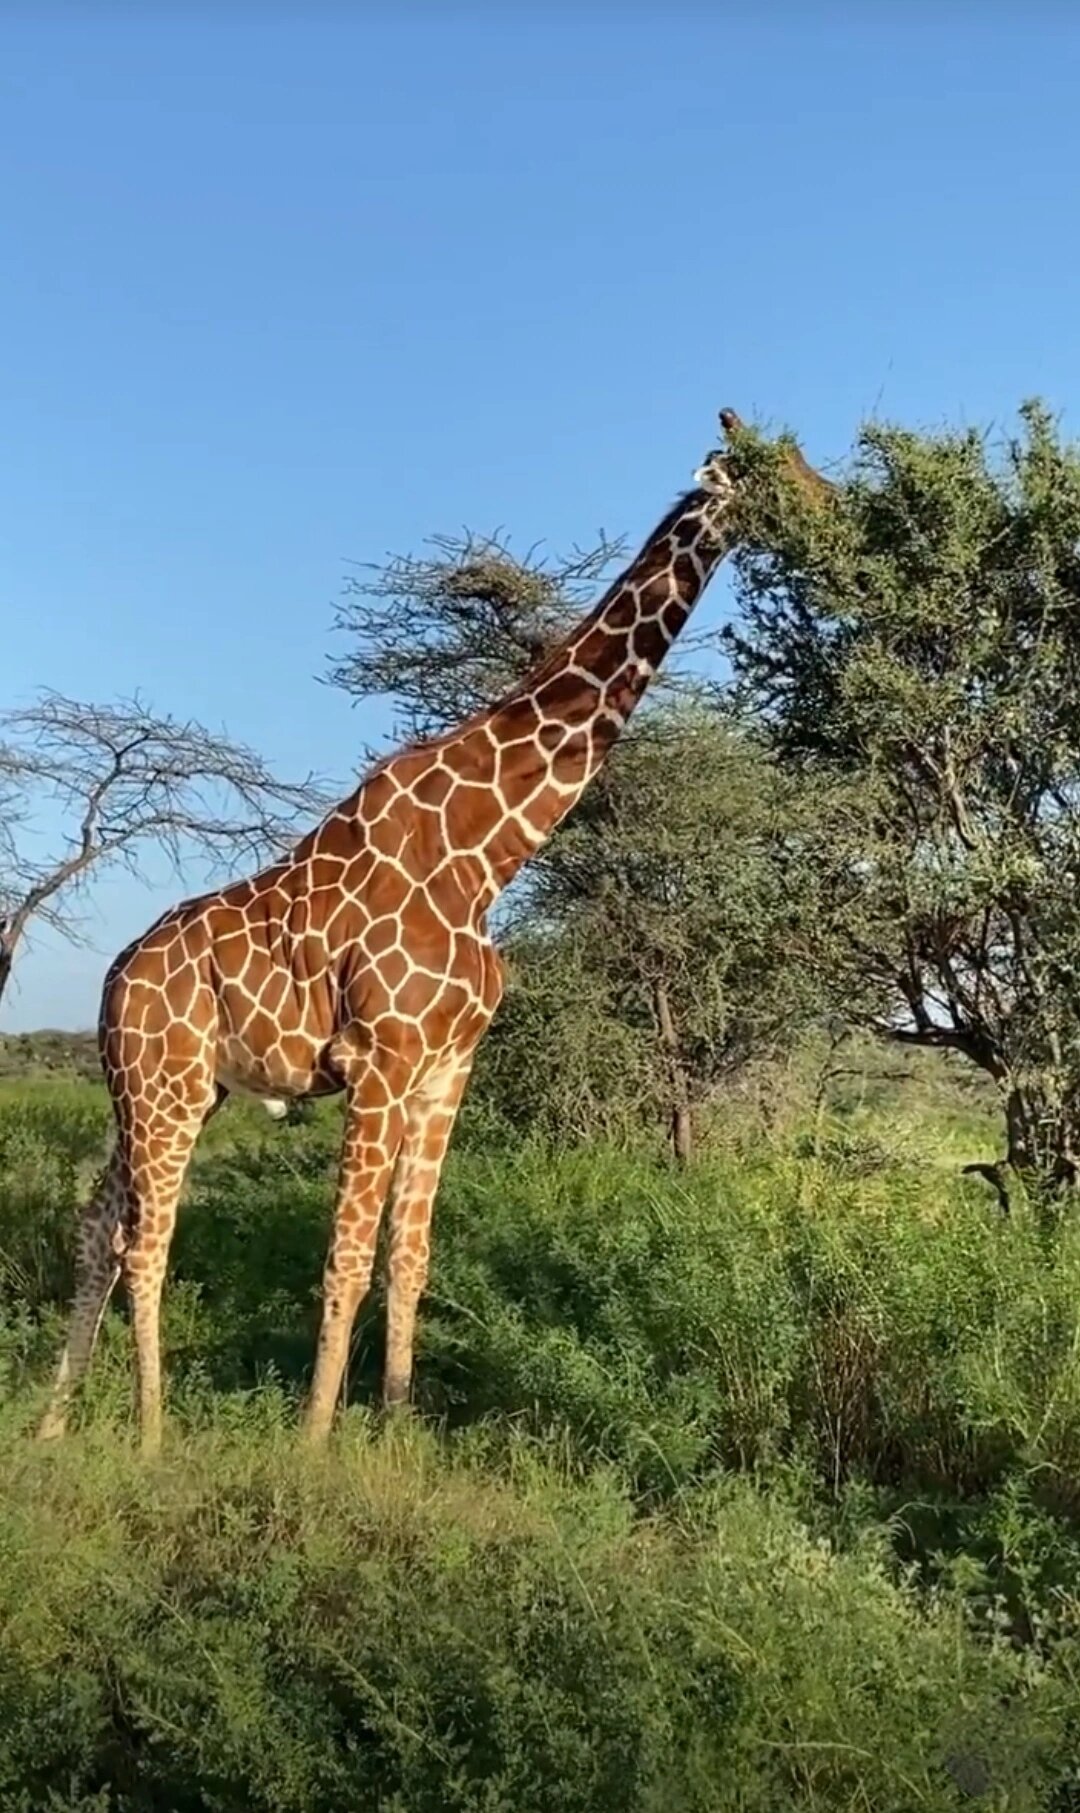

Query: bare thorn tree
left=324, top=524, right=732, bottom=760
left=0, top=690, right=334, bottom=1009
left=325, top=529, right=627, bottom=750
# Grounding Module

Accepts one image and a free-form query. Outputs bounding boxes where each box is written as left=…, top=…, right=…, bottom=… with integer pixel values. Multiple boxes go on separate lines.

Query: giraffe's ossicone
left=38, top=408, right=829, bottom=1450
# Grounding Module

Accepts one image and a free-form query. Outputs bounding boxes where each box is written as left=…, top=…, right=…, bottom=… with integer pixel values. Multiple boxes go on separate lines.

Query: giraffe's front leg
left=302, top=1052, right=408, bottom=1444
left=383, top=1053, right=476, bottom=1413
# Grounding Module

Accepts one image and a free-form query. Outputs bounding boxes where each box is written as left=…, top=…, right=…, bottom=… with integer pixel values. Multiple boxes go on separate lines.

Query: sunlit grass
left=1, top=1080, right=1079, bottom=1808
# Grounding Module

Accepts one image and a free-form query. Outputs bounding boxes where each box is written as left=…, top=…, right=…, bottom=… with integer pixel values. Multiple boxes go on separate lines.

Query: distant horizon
left=6, top=9, right=1080, bottom=1030
left=2, top=1026, right=97, bottom=1040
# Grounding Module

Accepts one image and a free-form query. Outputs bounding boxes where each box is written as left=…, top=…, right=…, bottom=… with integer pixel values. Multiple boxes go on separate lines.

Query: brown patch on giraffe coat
left=552, top=730, right=592, bottom=776
left=572, top=626, right=632, bottom=682
left=379, top=948, right=410, bottom=992
left=400, top=809, right=450, bottom=881
left=310, top=854, right=348, bottom=889
left=323, top=896, right=359, bottom=948
left=535, top=672, right=599, bottom=724
left=672, top=553, right=698, bottom=591
left=367, top=815, right=409, bottom=862
left=449, top=731, right=498, bottom=786
left=398, top=891, right=453, bottom=969
left=257, top=966, right=293, bottom=1013
left=497, top=697, right=543, bottom=743
left=632, top=620, right=666, bottom=662
left=413, top=766, right=455, bottom=808
left=359, top=860, right=409, bottom=917
left=602, top=591, right=637, bottom=631
left=671, top=515, right=703, bottom=548
left=396, top=968, right=442, bottom=1017
left=278, top=1031, right=319, bottom=1076
left=522, top=783, right=569, bottom=837
left=638, top=574, right=683, bottom=613
left=358, top=769, right=396, bottom=819
left=364, top=916, right=401, bottom=958
left=389, top=748, right=434, bottom=790
left=446, top=781, right=505, bottom=845
left=423, top=864, right=458, bottom=910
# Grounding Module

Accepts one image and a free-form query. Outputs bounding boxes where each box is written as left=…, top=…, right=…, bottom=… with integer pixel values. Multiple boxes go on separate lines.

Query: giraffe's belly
left=214, top=1036, right=333, bottom=1104
left=216, top=1063, right=291, bottom=1108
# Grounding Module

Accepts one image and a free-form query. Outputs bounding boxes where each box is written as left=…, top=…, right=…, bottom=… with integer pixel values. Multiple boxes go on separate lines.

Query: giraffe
left=37, top=407, right=829, bottom=1451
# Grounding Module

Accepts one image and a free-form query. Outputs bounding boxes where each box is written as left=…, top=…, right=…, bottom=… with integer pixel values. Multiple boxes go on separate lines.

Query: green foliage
left=6, top=1081, right=1080, bottom=1505
left=6, top=1085, right=1080, bottom=1806
left=727, top=402, right=1080, bottom=1186
left=0, top=1419, right=1070, bottom=1811
left=0, top=1029, right=100, bottom=1082
left=478, top=706, right=828, bottom=1156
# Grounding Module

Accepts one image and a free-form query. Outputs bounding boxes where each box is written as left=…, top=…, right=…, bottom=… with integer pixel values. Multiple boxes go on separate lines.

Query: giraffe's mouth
left=692, top=454, right=736, bottom=498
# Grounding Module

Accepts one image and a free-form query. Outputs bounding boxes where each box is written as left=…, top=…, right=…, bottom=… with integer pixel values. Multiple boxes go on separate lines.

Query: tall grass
left=2, top=1081, right=1080, bottom=1808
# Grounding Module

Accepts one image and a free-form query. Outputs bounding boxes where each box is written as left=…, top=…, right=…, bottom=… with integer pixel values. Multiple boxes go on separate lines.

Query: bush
left=0, top=1418, right=1069, bottom=1812
left=5, top=1081, right=1080, bottom=1808
left=8, top=1089, right=1080, bottom=1508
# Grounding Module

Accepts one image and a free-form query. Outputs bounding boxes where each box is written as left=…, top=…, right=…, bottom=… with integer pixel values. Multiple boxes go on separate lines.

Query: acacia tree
left=327, top=528, right=623, bottom=747
left=325, top=524, right=740, bottom=748
left=488, top=705, right=824, bottom=1157
left=328, top=528, right=825, bottom=1159
left=0, top=690, right=331, bottom=1009
left=726, top=401, right=1080, bottom=1192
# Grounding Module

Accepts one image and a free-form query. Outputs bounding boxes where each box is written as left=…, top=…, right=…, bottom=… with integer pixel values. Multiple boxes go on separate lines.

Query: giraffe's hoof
left=34, top=1415, right=66, bottom=1443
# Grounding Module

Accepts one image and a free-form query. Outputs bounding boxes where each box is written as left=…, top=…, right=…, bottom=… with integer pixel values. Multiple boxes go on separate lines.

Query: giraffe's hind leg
left=120, top=1077, right=217, bottom=1455
left=37, top=1079, right=221, bottom=1449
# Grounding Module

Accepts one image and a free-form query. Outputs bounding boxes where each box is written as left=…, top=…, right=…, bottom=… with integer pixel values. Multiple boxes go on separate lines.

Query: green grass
left=3, top=1080, right=1080, bottom=1808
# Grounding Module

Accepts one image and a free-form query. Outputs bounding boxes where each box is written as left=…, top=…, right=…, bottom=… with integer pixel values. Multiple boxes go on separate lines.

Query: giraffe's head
left=709, top=405, right=835, bottom=503
left=686, top=410, right=741, bottom=545
left=692, top=407, right=741, bottom=501
left=691, top=406, right=835, bottom=548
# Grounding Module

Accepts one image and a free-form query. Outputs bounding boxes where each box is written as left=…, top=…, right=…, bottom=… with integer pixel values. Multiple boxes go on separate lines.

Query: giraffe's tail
left=35, top=1143, right=128, bottom=1441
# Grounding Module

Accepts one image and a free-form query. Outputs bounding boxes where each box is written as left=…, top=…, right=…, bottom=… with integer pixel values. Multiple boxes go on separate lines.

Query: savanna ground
left=3, top=1053, right=1080, bottom=1810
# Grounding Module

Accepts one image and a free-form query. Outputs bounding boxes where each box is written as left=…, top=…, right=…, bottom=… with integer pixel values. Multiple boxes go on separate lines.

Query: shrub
left=0, top=1420, right=1069, bottom=1812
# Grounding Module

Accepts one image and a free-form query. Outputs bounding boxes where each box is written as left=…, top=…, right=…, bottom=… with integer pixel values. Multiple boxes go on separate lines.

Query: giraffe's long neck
left=443, top=485, right=734, bottom=904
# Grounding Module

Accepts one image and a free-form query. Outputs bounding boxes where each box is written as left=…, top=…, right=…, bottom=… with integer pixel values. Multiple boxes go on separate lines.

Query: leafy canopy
left=726, top=402, right=1080, bottom=1181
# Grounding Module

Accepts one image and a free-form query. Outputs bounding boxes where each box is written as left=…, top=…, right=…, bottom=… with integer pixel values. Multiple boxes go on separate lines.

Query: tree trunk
left=0, top=936, right=15, bottom=1011
left=670, top=1102, right=693, bottom=1167
left=653, top=980, right=692, bottom=1165
left=1004, top=1086, right=1037, bottom=1175
left=963, top=1083, right=1079, bottom=1211
left=1002, top=1083, right=1078, bottom=1185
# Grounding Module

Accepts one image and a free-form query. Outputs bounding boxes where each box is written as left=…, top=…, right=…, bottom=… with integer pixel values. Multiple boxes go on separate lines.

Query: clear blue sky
left=3, top=7, right=1079, bottom=1031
